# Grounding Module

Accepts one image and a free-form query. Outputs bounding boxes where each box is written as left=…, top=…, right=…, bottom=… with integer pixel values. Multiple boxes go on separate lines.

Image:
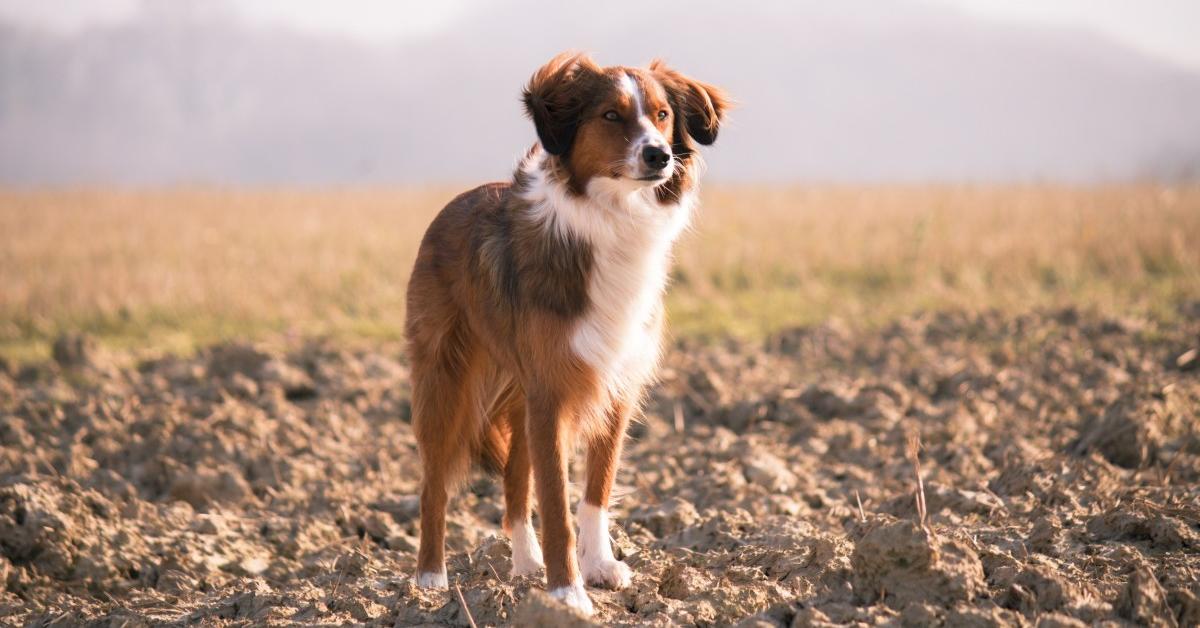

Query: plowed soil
left=2, top=307, right=1199, bottom=626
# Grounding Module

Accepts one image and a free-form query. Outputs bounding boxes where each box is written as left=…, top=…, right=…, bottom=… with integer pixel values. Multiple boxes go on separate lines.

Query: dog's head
left=523, top=52, right=729, bottom=192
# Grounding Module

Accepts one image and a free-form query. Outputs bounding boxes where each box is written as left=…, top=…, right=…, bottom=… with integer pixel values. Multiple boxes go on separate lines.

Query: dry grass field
left=2, top=184, right=1198, bottom=362
left=3, top=185, right=1200, bottom=626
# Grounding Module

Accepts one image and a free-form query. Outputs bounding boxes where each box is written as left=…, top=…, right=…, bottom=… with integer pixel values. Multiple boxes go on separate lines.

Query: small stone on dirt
left=513, top=589, right=602, bottom=627
left=743, top=450, right=798, bottom=492
left=1174, top=348, right=1198, bottom=371
left=1035, top=612, right=1088, bottom=628
left=631, top=497, right=700, bottom=537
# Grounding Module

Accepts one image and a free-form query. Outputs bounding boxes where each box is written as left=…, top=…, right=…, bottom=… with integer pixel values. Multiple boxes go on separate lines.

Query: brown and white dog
left=404, top=52, right=727, bottom=614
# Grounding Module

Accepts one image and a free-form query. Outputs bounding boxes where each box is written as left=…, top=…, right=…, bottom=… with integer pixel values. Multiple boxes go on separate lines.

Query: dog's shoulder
left=440, top=182, right=512, bottom=224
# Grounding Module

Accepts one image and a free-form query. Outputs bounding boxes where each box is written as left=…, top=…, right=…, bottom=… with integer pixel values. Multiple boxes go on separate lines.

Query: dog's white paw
left=576, top=502, right=632, bottom=589
left=548, top=581, right=594, bottom=615
left=509, top=520, right=545, bottom=578
left=582, top=556, right=632, bottom=590
left=414, top=569, right=448, bottom=589
left=511, top=548, right=545, bottom=578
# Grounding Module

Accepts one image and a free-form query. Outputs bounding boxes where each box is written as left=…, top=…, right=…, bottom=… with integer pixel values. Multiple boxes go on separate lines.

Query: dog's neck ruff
left=517, top=145, right=695, bottom=399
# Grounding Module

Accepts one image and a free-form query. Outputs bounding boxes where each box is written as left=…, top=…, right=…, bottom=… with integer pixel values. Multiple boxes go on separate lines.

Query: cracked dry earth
left=2, top=307, right=1199, bottom=627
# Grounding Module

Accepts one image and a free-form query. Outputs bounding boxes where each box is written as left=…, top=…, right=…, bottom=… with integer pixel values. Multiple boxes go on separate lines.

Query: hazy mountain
left=2, top=0, right=1199, bottom=184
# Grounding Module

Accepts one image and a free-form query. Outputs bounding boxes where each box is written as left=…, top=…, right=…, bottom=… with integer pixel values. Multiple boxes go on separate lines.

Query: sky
left=3, top=0, right=1199, bottom=184
left=3, top=0, right=1199, bottom=70
left=924, top=0, right=1200, bottom=70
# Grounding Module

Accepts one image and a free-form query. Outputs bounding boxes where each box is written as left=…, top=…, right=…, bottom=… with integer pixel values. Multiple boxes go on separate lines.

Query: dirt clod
left=851, top=516, right=985, bottom=607
left=1001, top=563, right=1079, bottom=614
left=51, top=332, right=96, bottom=368
left=1070, top=400, right=1164, bottom=468
left=1117, top=565, right=1178, bottom=627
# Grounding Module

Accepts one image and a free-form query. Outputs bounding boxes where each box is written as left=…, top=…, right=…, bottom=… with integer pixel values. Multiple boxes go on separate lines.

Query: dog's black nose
left=641, top=145, right=671, bottom=170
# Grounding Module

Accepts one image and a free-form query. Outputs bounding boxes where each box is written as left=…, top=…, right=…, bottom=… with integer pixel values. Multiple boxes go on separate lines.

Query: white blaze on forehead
left=619, top=72, right=645, bottom=118
left=618, top=71, right=669, bottom=170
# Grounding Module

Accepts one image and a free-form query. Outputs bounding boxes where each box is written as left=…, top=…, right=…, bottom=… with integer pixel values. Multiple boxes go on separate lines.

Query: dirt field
left=3, top=306, right=1198, bottom=626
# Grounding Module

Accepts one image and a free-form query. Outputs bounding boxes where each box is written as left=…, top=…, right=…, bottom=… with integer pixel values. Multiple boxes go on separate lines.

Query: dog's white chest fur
left=522, top=155, right=693, bottom=397
left=569, top=184, right=691, bottom=396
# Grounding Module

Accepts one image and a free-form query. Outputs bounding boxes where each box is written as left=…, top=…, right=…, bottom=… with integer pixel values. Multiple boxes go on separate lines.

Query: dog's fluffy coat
left=404, top=51, right=727, bottom=614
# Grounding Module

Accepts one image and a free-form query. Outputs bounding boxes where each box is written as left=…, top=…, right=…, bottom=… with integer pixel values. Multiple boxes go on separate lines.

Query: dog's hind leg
left=410, top=318, right=482, bottom=589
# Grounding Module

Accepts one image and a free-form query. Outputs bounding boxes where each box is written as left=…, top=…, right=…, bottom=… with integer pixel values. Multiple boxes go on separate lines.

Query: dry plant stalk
left=906, top=433, right=930, bottom=533
left=454, top=583, right=479, bottom=628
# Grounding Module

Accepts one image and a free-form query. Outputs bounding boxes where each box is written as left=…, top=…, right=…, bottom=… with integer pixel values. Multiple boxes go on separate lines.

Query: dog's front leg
left=579, top=399, right=634, bottom=589
left=526, top=392, right=593, bottom=615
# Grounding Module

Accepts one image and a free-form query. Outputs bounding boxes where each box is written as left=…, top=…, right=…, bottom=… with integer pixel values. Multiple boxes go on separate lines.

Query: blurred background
left=4, top=0, right=1200, bottom=184
left=1, top=0, right=1198, bottom=361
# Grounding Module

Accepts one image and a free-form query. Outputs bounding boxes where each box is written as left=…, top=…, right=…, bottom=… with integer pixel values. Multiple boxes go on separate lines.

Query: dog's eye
left=603, top=110, right=620, bottom=122
left=657, top=110, right=669, bottom=121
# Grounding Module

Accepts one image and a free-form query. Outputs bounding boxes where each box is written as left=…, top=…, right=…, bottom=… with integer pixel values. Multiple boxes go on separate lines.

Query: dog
left=404, top=51, right=727, bottom=614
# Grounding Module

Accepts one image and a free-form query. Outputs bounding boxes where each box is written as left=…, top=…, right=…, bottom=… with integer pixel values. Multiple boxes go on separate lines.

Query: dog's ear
left=649, top=60, right=730, bottom=147
left=522, top=52, right=603, bottom=156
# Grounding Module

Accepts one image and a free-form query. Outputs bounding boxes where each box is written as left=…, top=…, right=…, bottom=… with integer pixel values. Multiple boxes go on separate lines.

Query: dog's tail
left=475, top=381, right=523, bottom=476
left=478, top=421, right=509, bottom=476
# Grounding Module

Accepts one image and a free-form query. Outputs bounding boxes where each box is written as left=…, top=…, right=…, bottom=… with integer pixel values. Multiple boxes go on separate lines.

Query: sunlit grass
left=2, top=184, right=1198, bottom=362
